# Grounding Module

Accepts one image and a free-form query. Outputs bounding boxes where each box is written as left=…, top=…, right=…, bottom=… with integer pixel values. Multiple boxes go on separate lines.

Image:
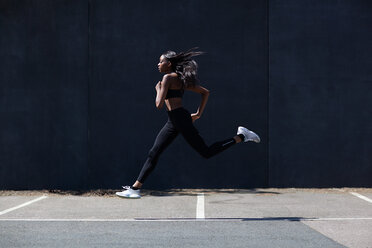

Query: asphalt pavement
left=0, top=188, right=371, bottom=248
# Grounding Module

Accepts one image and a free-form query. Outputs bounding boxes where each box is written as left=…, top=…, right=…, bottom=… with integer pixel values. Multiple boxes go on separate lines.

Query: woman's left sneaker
left=237, top=126, right=261, bottom=143
left=116, top=186, right=141, bottom=199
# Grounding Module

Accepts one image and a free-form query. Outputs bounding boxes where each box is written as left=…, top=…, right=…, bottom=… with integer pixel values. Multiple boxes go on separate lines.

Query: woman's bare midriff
left=165, top=98, right=183, bottom=111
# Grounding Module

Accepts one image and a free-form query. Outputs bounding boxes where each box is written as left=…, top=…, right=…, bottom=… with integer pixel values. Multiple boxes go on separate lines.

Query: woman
left=116, top=47, right=260, bottom=198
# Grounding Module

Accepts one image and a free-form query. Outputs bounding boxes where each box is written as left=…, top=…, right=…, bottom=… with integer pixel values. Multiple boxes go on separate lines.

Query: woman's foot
left=237, top=126, right=261, bottom=143
left=116, top=186, right=141, bottom=199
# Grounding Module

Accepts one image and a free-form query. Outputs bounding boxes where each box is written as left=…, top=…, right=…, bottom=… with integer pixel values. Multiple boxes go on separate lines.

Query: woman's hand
left=155, top=81, right=161, bottom=91
left=191, top=113, right=200, bottom=122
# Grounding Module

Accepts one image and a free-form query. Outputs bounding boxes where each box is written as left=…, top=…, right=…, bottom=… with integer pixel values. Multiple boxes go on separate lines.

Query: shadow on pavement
left=44, top=188, right=281, bottom=197
left=146, top=188, right=281, bottom=196
left=133, top=217, right=311, bottom=221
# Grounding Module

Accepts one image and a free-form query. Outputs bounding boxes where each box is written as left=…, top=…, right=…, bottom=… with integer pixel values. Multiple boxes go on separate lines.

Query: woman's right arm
left=186, top=84, right=210, bottom=121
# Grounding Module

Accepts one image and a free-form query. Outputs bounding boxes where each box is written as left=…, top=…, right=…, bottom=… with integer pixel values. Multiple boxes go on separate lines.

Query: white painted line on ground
left=196, top=193, right=205, bottom=219
left=0, top=217, right=371, bottom=222
left=350, top=192, right=372, bottom=204
left=307, top=217, right=372, bottom=221
left=0, top=195, right=48, bottom=216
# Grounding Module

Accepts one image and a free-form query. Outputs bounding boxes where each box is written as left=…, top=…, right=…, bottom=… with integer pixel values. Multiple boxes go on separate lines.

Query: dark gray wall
left=269, top=0, right=372, bottom=187
left=0, top=0, right=371, bottom=189
left=0, top=0, right=89, bottom=189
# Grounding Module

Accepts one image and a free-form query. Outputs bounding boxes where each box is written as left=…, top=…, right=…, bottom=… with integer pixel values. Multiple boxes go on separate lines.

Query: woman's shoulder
left=163, top=72, right=179, bottom=79
left=163, top=73, right=182, bottom=87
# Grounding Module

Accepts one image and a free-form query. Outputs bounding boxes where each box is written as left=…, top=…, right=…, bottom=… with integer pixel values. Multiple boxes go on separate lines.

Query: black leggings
left=137, top=107, right=237, bottom=183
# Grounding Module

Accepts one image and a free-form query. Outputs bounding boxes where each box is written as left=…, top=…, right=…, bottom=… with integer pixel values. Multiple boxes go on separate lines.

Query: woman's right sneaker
left=237, top=126, right=261, bottom=143
left=116, top=186, right=141, bottom=199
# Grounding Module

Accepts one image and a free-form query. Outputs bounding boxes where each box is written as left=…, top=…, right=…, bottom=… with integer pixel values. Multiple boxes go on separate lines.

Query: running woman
left=116, top=47, right=260, bottom=198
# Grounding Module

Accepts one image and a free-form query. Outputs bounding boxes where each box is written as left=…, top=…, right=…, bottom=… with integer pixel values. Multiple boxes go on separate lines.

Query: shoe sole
left=115, top=192, right=141, bottom=199
left=238, top=126, right=261, bottom=143
left=249, top=131, right=261, bottom=143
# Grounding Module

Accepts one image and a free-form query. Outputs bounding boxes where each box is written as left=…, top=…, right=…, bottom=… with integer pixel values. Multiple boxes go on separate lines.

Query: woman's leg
left=169, top=108, right=242, bottom=158
left=135, top=120, right=179, bottom=185
left=181, top=124, right=241, bottom=159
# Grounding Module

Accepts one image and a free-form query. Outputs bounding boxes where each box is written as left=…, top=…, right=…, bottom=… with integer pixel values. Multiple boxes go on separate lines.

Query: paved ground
left=0, top=188, right=371, bottom=248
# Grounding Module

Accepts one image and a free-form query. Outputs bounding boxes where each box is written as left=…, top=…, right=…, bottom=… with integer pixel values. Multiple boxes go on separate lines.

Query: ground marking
left=196, top=193, right=205, bottom=219
left=0, top=195, right=48, bottom=216
left=350, top=192, right=372, bottom=204
left=309, top=217, right=372, bottom=221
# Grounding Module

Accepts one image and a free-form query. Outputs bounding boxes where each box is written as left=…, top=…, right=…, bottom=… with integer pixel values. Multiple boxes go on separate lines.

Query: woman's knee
left=199, top=149, right=212, bottom=159
left=148, top=145, right=165, bottom=160
left=148, top=148, right=158, bottom=159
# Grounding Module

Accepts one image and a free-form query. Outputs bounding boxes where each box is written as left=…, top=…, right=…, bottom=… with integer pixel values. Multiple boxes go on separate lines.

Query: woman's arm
left=155, top=75, right=171, bottom=109
left=186, top=84, right=210, bottom=121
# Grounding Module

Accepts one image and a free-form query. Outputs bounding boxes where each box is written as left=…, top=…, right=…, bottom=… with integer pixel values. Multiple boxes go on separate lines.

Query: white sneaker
left=237, top=126, right=261, bottom=143
left=116, top=186, right=141, bottom=199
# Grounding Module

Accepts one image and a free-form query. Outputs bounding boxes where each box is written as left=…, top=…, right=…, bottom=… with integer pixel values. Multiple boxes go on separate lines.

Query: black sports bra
left=165, top=88, right=184, bottom=99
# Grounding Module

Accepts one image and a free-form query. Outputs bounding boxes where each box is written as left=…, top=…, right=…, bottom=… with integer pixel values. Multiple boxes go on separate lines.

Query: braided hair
left=162, top=47, right=204, bottom=88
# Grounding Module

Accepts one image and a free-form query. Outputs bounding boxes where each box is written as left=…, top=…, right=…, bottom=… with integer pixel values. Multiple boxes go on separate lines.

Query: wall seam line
left=87, top=0, right=92, bottom=189
left=267, top=0, right=270, bottom=188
